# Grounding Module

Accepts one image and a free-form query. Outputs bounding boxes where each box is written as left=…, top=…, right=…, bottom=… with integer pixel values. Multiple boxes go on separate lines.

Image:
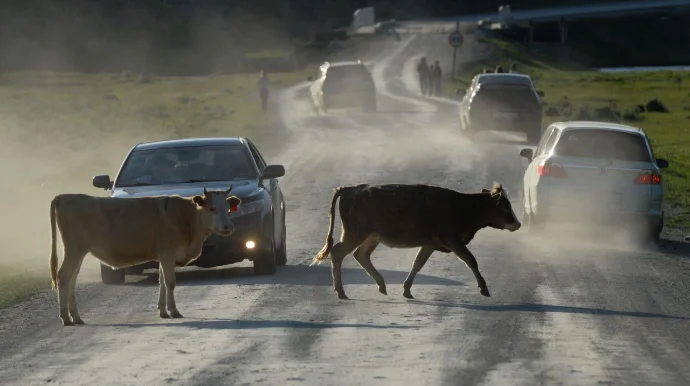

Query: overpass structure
left=434, top=0, right=690, bottom=24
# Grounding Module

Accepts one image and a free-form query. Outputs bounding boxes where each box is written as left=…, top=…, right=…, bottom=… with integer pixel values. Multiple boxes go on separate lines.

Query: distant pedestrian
left=431, top=60, right=442, bottom=96
left=494, top=65, right=504, bottom=73
left=482, top=68, right=491, bottom=74
left=509, top=63, right=519, bottom=73
left=257, top=70, right=269, bottom=113
left=417, top=57, right=430, bottom=96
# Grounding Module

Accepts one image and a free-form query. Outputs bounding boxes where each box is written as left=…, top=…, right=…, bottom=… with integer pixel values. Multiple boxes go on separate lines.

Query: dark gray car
left=92, top=137, right=287, bottom=284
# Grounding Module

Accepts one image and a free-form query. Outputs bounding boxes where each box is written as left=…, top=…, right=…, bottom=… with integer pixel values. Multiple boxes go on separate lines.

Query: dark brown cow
left=49, top=186, right=241, bottom=326
left=310, top=182, right=521, bottom=300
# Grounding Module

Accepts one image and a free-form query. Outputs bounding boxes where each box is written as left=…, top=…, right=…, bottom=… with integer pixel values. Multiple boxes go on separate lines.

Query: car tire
left=125, top=266, right=145, bottom=275
left=100, top=264, right=125, bottom=285
left=275, top=222, right=287, bottom=267
left=253, top=229, right=277, bottom=275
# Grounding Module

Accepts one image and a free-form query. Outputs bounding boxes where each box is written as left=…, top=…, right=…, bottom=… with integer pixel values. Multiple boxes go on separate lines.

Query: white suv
left=519, top=121, right=669, bottom=244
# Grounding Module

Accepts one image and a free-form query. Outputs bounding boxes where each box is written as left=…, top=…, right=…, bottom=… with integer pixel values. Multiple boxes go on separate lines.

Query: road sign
left=448, top=31, right=464, bottom=48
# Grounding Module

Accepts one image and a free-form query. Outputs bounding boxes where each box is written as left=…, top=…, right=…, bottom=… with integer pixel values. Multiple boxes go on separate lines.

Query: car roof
left=477, top=73, right=533, bottom=85
left=553, top=121, right=645, bottom=135
left=324, top=60, right=363, bottom=67
left=133, top=137, right=247, bottom=151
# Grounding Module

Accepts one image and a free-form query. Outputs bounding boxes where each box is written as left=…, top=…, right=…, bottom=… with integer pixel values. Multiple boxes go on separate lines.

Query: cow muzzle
left=506, top=221, right=521, bottom=232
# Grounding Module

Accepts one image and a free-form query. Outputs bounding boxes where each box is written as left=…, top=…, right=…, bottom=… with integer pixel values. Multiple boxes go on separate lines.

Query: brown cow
left=310, top=182, right=520, bottom=300
left=49, top=186, right=241, bottom=326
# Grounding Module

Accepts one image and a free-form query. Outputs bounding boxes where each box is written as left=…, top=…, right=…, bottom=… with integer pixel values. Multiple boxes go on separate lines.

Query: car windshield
left=554, top=128, right=651, bottom=162
left=116, top=145, right=257, bottom=187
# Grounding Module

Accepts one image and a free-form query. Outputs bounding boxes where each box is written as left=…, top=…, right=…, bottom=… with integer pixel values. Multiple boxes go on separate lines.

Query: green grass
left=0, top=67, right=314, bottom=310
left=445, top=38, right=690, bottom=229
left=0, top=272, right=50, bottom=309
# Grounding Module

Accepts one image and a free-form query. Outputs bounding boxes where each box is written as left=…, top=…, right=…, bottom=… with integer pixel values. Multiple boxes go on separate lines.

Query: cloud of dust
left=0, top=3, right=294, bottom=284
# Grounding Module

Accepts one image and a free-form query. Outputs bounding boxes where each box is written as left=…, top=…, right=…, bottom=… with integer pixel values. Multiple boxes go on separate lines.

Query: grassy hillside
left=444, top=38, right=690, bottom=229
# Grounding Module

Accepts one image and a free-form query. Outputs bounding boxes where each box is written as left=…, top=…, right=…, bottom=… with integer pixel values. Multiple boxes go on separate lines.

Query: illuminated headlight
left=229, top=197, right=264, bottom=218
left=245, top=241, right=256, bottom=249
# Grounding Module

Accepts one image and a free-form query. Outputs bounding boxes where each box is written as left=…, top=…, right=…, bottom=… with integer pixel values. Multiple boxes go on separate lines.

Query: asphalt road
left=1, top=24, right=690, bottom=386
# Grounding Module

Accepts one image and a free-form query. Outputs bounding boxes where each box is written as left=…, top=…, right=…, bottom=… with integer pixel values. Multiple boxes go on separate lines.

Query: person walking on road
left=509, top=63, right=519, bottom=73
left=494, top=65, right=505, bottom=73
left=417, top=57, right=430, bottom=96
left=257, top=70, right=269, bottom=113
left=431, top=60, right=443, bottom=96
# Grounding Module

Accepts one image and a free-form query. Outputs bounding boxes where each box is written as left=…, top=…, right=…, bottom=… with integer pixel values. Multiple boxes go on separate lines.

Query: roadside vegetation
left=0, top=66, right=313, bottom=309
left=444, top=37, right=690, bottom=229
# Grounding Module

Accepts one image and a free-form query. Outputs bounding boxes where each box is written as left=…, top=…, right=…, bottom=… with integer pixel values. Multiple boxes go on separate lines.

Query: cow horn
left=203, top=186, right=208, bottom=196
left=224, top=185, right=233, bottom=196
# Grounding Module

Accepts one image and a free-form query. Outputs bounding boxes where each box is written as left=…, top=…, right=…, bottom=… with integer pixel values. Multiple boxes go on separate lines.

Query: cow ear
left=481, top=188, right=490, bottom=193
left=192, top=195, right=205, bottom=207
left=226, top=196, right=242, bottom=207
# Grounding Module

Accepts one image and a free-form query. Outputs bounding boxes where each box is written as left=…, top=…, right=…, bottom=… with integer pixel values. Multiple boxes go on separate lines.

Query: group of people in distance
left=482, top=63, right=519, bottom=74
left=416, top=57, right=443, bottom=97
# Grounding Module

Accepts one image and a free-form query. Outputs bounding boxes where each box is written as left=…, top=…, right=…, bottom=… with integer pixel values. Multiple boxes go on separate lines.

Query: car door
left=246, top=140, right=284, bottom=242
left=525, top=125, right=560, bottom=212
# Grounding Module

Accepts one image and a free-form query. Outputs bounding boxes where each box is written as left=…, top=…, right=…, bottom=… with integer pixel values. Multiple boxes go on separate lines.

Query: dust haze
left=0, top=5, right=295, bottom=283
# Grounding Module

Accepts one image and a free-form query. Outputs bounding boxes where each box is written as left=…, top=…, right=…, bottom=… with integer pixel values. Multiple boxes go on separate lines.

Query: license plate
left=493, top=111, right=518, bottom=119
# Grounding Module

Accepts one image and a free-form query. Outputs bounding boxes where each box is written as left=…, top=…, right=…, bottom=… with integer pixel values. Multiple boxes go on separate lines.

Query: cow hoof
left=378, top=286, right=388, bottom=296
left=403, top=290, right=414, bottom=299
left=169, top=310, right=184, bottom=319
left=62, top=319, right=75, bottom=327
left=337, top=292, right=349, bottom=300
left=159, top=311, right=171, bottom=319
left=72, top=318, right=86, bottom=325
left=480, top=287, right=491, bottom=297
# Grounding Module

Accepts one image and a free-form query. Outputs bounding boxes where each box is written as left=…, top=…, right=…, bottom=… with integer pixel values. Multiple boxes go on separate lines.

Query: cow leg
left=330, top=233, right=364, bottom=300
left=160, top=259, right=183, bottom=318
left=157, top=262, right=170, bottom=319
left=402, top=246, right=434, bottom=299
left=57, top=246, right=87, bottom=326
left=352, top=237, right=386, bottom=296
left=67, top=256, right=87, bottom=325
left=448, top=241, right=490, bottom=297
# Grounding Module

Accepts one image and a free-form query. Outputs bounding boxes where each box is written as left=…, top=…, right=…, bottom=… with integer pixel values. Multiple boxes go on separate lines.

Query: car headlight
left=229, top=197, right=265, bottom=218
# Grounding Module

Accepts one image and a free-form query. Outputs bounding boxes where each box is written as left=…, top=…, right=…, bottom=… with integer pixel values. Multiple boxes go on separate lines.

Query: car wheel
left=253, top=230, right=277, bottom=275
left=275, top=221, right=287, bottom=267
left=125, top=266, right=145, bottom=275
left=100, top=263, right=125, bottom=285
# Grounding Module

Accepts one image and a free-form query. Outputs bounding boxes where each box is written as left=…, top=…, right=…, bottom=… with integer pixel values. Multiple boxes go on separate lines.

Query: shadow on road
left=127, top=264, right=464, bottom=288
left=105, top=318, right=418, bottom=330
left=659, top=238, right=690, bottom=259
left=404, top=300, right=690, bottom=320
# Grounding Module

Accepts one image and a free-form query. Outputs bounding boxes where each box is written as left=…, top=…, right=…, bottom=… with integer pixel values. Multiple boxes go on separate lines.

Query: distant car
left=307, top=60, right=377, bottom=113
left=519, top=121, right=669, bottom=244
left=92, top=137, right=287, bottom=284
left=456, top=73, right=545, bottom=144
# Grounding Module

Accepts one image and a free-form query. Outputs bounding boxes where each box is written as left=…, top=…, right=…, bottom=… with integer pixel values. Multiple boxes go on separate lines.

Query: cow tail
left=49, top=196, right=59, bottom=290
left=310, top=186, right=346, bottom=266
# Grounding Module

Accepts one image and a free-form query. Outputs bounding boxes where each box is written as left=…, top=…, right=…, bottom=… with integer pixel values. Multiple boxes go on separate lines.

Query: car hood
left=110, top=180, right=262, bottom=200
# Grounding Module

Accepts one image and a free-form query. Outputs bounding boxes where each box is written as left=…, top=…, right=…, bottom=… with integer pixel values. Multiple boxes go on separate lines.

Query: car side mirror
left=519, top=148, right=533, bottom=161
left=537, top=90, right=545, bottom=97
left=93, top=174, right=113, bottom=190
left=456, top=88, right=466, bottom=96
left=261, top=164, right=285, bottom=180
left=656, top=158, right=669, bottom=169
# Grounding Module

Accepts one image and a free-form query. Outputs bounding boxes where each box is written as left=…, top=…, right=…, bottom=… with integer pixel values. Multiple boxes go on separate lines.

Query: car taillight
left=537, top=163, right=567, bottom=178
left=229, top=204, right=239, bottom=212
left=634, top=170, right=662, bottom=185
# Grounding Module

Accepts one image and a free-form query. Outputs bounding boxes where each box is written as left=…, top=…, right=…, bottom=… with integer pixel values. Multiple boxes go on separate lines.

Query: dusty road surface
left=1, top=23, right=690, bottom=386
